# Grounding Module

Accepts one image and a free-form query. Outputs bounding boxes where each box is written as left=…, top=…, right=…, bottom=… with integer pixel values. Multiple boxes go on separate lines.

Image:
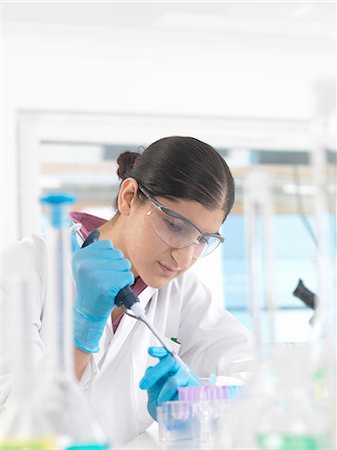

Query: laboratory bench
left=122, top=423, right=217, bottom=450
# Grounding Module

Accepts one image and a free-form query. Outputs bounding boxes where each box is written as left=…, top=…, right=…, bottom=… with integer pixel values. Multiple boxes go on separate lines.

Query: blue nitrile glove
left=139, top=346, right=201, bottom=420
left=72, top=240, right=134, bottom=353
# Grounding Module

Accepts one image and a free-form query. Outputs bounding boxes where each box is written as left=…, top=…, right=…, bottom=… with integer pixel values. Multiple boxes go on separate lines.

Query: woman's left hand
left=139, top=346, right=200, bottom=420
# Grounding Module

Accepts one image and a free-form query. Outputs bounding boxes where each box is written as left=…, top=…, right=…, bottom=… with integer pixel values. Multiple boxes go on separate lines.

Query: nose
left=170, top=244, right=196, bottom=270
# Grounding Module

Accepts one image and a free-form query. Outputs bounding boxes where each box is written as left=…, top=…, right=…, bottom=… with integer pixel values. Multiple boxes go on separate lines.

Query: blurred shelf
left=41, top=161, right=118, bottom=174
left=41, top=162, right=335, bottom=179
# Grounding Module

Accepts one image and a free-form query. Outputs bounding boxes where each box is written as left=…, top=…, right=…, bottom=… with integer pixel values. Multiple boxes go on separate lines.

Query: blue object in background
left=220, top=214, right=318, bottom=342
left=40, top=193, right=75, bottom=229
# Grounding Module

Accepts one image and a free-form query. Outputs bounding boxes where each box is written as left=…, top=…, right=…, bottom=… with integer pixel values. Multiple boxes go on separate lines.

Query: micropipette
left=120, top=301, right=202, bottom=386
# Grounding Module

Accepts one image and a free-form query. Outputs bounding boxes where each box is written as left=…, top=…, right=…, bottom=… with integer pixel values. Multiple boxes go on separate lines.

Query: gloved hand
left=139, top=346, right=201, bottom=420
left=72, top=240, right=134, bottom=353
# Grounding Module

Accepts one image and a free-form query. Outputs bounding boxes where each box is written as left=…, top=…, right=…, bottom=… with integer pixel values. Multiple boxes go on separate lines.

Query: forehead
left=156, top=196, right=225, bottom=233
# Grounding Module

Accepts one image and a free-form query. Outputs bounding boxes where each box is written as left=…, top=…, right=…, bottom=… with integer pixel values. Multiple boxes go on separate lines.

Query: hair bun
left=116, top=151, right=140, bottom=179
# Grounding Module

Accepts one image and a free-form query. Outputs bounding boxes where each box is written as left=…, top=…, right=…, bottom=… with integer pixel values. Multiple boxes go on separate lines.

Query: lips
left=158, top=262, right=179, bottom=276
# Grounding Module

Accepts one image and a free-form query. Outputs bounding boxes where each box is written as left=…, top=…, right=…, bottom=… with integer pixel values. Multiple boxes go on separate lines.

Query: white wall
left=2, top=4, right=335, bottom=245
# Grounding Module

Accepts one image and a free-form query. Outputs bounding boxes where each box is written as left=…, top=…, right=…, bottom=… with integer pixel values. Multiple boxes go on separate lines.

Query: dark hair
left=115, top=136, right=235, bottom=220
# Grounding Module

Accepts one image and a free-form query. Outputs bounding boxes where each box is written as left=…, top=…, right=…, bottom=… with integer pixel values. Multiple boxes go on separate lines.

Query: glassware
left=178, top=384, right=241, bottom=402
left=1, top=279, right=59, bottom=449
left=215, top=162, right=335, bottom=450
left=309, top=107, right=336, bottom=450
left=157, top=400, right=195, bottom=443
left=33, top=193, right=109, bottom=449
left=256, top=345, right=330, bottom=450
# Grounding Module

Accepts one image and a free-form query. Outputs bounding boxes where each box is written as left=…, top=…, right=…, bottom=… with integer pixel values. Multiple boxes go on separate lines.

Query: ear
left=118, top=178, right=139, bottom=215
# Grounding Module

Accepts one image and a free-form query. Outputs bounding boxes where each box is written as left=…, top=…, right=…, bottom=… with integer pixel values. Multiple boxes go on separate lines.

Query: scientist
left=1, top=136, right=255, bottom=446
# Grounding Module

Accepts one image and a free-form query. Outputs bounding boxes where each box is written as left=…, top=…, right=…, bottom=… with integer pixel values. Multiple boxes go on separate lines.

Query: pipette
left=120, top=299, right=202, bottom=386
left=81, top=230, right=202, bottom=386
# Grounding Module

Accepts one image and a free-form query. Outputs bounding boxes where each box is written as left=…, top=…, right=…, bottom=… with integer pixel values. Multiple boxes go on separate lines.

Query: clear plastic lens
left=146, top=207, right=221, bottom=258
left=197, top=236, right=221, bottom=258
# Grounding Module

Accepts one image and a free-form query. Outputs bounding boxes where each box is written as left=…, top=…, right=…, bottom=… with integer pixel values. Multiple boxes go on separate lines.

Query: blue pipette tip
left=40, top=192, right=75, bottom=229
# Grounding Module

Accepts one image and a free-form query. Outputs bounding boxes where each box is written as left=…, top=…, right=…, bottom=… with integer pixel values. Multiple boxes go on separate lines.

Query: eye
left=198, top=235, right=209, bottom=245
left=163, top=218, right=184, bottom=234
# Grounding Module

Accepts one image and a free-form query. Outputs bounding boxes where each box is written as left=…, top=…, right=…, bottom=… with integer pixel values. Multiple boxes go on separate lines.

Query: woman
left=2, top=136, right=255, bottom=446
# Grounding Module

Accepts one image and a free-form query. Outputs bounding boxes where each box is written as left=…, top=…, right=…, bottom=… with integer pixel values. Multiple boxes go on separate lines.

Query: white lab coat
left=1, top=233, right=255, bottom=447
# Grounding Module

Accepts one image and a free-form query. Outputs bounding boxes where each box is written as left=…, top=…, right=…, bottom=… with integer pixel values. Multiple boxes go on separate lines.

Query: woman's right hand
left=72, top=240, right=134, bottom=353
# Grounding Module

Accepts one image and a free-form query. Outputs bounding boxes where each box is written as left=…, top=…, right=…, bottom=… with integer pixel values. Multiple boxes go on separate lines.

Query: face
left=117, top=179, right=225, bottom=289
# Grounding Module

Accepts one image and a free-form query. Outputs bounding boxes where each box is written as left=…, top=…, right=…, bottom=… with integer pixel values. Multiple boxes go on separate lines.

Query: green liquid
left=0, top=438, right=58, bottom=449
left=0, top=441, right=109, bottom=450
left=257, top=433, right=328, bottom=450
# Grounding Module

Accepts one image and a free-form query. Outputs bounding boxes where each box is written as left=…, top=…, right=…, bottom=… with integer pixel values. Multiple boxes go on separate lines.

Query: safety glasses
left=138, top=184, right=224, bottom=258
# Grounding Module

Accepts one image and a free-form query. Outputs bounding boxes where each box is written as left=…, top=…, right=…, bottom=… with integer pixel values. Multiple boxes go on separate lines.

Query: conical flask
left=33, top=193, right=110, bottom=449
left=1, top=278, right=58, bottom=449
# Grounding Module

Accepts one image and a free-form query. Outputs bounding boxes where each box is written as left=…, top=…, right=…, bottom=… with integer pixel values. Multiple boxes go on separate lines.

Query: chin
left=140, top=273, right=173, bottom=289
left=145, top=278, right=168, bottom=289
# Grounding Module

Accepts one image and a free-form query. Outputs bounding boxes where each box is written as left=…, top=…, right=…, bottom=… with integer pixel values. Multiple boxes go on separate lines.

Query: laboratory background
left=1, top=1, right=336, bottom=450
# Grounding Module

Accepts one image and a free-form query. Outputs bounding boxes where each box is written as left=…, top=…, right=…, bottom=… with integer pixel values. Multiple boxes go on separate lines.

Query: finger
left=148, top=346, right=169, bottom=359
left=157, top=370, right=189, bottom=404
left=139, top=355, right=179, bottom=389
left=139, top=355, right=178, bottom=389
left=139, top=365, right=155, bottom=389
left=146, top=377, right=167, bottom=420
left=79, top=240, right=125, bottom=259
left=81, top=247, right=125, bottom=261
left=105, top=275, right=135, bottom=295
left=98, top=258, right=132, bottom=271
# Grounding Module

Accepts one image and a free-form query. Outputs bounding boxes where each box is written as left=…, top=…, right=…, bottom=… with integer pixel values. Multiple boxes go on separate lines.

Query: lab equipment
left=178, top=384, right=241, bottom=402
left=130, top=314, right=202, bottom=387
left=243, top=171, right=277, bottom=352
left=72, top=238, right=134, bottom=352
left=215, top=162, right=335, bottom=450
left=309, top=125, right=336, bottom=448
left=293, top=279, right=316, bottom=310
left=36, top=193, right=109, bottom=449
left=157, top=396, right=237, bottom=445
left=157, top=400, right=195, bottom=443
left=139, top=347, right=201, bottom=420
left=81, top=229, right=100, bottom=247
left=1, top=279, right=59, bottom=449
left=256, top=345, right=330, bottom=450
